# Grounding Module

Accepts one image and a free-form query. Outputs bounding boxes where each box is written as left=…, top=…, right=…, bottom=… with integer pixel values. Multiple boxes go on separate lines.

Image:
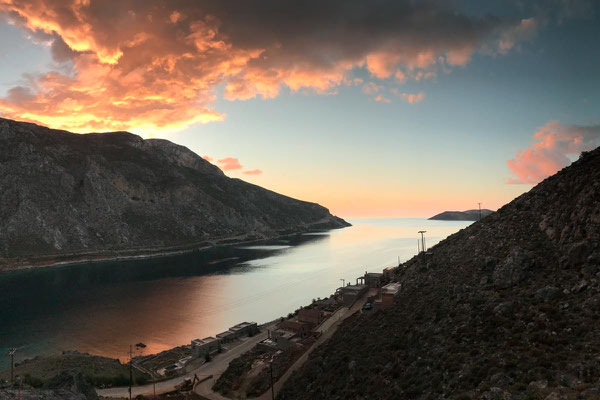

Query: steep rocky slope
left=279, top=148, right=600, bottom=399
left=0, top=118, right=348, bottom=269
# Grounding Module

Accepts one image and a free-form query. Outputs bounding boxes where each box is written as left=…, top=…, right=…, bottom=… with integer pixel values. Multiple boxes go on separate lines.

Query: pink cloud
left=202, top=155, right=213, bottom=162
left=507, top=121, right=600, bottom=184
left=400, top=92, right=424, bottom=104
left=217, top=157, right=243, bottom=171
left=362, top=82, right=382, bottom=95
left=374, top=94, right=391, bottom=104
left=243, top=169, right=263, bottom=175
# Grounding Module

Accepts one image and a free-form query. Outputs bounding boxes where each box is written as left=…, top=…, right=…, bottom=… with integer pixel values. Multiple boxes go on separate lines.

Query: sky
left=0, top=0, right=599, bottom=218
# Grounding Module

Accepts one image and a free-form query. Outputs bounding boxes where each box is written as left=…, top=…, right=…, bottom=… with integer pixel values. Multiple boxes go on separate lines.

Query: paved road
left=97, top=326, right=274, bottom=399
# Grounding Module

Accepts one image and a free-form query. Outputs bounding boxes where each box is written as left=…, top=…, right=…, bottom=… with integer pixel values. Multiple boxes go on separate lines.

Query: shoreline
left=0, top=223, right=350, bottom=273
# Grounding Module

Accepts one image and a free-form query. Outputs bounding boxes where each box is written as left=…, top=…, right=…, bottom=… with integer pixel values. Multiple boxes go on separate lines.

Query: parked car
left=362, top=302, right=372, bottom=311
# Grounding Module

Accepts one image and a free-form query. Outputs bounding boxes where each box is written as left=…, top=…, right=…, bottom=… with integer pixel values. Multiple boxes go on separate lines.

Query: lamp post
left=7, top=348, right=16, bottom=383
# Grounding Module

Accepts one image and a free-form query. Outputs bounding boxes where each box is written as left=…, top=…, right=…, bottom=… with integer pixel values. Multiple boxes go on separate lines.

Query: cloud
left=374, top=94, right=391, bottom=104
left=202, top=155, right=213, bottom=162
left=217, top=157, right=243, bottom=171
left=242, top=169, right=263, bottom=175
left=400, top=92, right=425, bottom=104
left=497, top=18, right=537, bottom=55
left=507, top=121, right=600, bottom=184
left=362, top=82, right=382, bottom=95
left=0, top=0, right=537, bottom=133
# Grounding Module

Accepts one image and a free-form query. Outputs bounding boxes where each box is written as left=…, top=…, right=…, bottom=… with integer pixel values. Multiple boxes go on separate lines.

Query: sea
left=0, top=218, right=471, bottom=368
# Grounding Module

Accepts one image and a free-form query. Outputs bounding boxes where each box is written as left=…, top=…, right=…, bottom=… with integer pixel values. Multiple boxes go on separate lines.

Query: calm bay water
left=0, top=218, right=471, bottom=368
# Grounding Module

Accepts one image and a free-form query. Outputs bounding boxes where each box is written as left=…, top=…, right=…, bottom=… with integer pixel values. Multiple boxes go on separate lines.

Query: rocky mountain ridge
left=0, top=118, right=349, bottom=270
left=279, top=148, right=600, bottom=399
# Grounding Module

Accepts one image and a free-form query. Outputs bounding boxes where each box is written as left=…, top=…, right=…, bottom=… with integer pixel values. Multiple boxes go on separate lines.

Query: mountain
left=0, top=118, right=349, bottom=270
left=429, top=209, right=495, bottom=221
left=278, top=148, right=600, bottom=399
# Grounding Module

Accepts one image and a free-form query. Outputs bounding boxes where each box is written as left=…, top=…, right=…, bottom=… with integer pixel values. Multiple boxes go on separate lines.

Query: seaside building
left=216, top=331, right=236, bottom=343
left=278, top=320, right=312, bottom=338
left=380, top=282, right=401, bottom=309
left=191, top=337, right=221, bottom=358
left=338, top=284, right=368, bottom=306
left=228, top=321, right=259, bottom=338
left=297, top=308, right=325, bottom=326
left=272, top=329, right=299, bottom=350
left=359, top=271, right=384, bottom=288
left=383, top=266, right=396, bottom=279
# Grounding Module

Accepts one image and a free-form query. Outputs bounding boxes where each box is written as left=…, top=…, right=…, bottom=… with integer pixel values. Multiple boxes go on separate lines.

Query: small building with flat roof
left=273, top=329, right=298, bottom=350
left=228, top=321, right=259, bottom=338
left=363, top=271, right=384, bottom=288
left=216, top=331, right=236, bottom=343
left=338, top=284, right=368, bottom=306
left=381, top=282, right=401, bottom=309
left=191, top=337, right=221, bottom=358
left=278, top=320, right=311, bottom=338
left=297, top=309, right=325, bottom=327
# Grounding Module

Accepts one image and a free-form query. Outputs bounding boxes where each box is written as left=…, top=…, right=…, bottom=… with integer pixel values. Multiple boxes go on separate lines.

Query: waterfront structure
left=273, top=329, right=298, bottom=350
left=278, top=320, right=312, bottom=338
left=191, top=337, right=221, bottom=358
left=338, top=284, right=368, bottom=306
left=297, top=308, right=325, bottom=326
left=360, top=271, right=384, bottom=288
left=216, top=330, right=236, bottom=343
left=228, top=321, right=259, bottom=338
left=380, top=282, right=401, bottom=309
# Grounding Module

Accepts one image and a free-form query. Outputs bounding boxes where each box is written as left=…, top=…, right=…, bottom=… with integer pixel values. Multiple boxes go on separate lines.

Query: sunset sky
left=0, top=0, right=599, bottom=217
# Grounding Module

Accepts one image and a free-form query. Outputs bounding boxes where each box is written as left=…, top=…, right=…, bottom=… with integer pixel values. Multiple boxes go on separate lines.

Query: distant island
left=428, top=209, right=494, bottom=221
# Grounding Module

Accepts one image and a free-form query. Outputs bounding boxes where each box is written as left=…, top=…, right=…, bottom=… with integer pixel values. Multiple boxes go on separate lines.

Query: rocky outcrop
left=279, top=148, right=600, bottom=399
left=429, top=209, right=495, bottom=221
left=0, top=118, right=349, bottom=269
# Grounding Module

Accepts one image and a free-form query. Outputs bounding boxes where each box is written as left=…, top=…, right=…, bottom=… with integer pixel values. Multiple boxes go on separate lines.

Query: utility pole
left=270, top=359, right=275, bottom=400
left=129, top=345, right=133, bottom=400
left=418, top=231, right=427, bottom=253
left=7, top=348, right=16, bottom=383
left=477, top=202, right=482, bottom=221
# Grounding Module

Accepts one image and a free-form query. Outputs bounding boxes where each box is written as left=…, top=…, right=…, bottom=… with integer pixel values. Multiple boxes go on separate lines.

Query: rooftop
left=340, top=284, right=367, bottom=293
left=274, top=329, right=296, bottom=339
left=382, top=282, right=401, bottom=294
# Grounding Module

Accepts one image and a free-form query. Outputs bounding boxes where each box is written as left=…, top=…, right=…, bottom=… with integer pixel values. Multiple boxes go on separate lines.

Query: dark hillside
left=0, top=118, right=349, bottom=269
left=279, top=148, right=600, bottom=399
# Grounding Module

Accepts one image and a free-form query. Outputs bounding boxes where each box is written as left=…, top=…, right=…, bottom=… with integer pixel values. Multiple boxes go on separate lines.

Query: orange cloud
left=243, top=169, right=263, bottom=175
left=202, top=155, right=213, bottom=162
left=400, top=92, right=424, bottom=104
left=217, top=157, right=243, bottom=171
left=507, top=121, right=600, bottom=184
left=0, top=1, right=536, bottom=133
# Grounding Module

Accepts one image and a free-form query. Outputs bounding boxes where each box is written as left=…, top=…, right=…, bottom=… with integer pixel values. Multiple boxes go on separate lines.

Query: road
left=97, top=325, right=275, bottom=399
left=98, top=290, right=373, bottom=399
left=252, top=289, right=373, bottom=400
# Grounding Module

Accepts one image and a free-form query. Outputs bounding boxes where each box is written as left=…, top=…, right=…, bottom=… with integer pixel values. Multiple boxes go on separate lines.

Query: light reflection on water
left=0, top=218, right=470, bottom=367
